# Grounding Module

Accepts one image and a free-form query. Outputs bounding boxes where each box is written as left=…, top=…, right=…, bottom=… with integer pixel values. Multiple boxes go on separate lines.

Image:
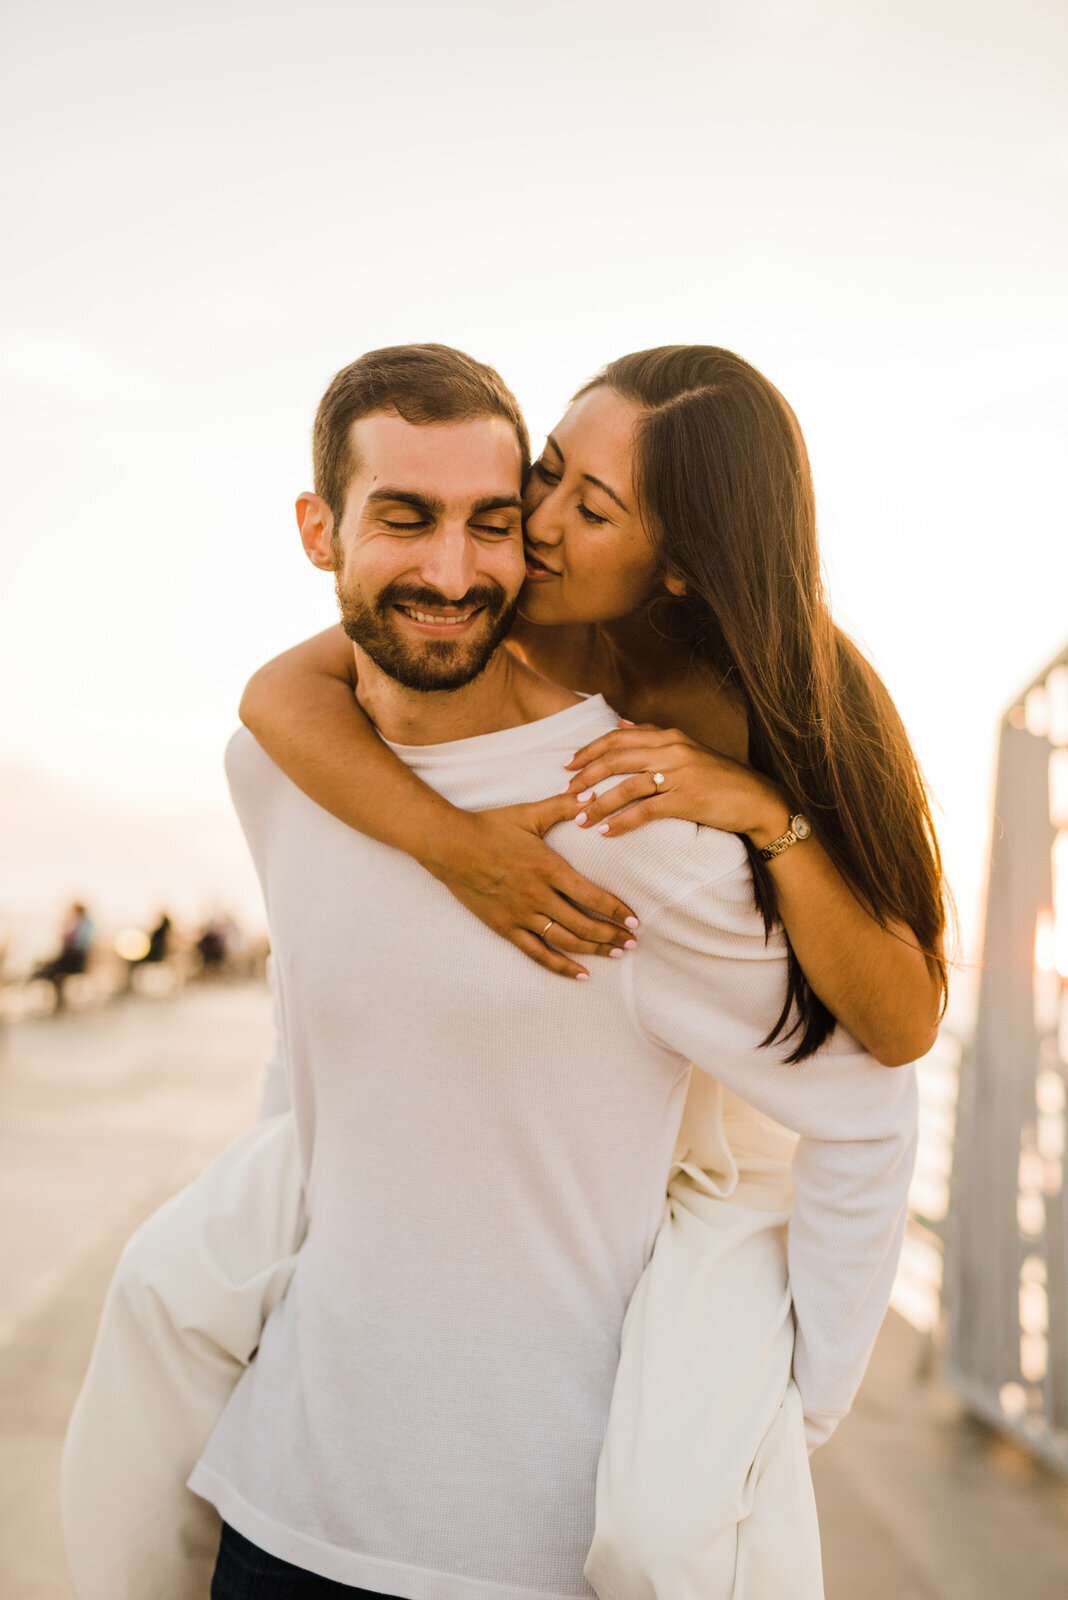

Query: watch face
left=791, top=813, right=812, bottom=840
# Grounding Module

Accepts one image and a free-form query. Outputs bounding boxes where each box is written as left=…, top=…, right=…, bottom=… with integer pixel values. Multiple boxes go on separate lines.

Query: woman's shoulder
left=636, top=674, right=750, bottom=765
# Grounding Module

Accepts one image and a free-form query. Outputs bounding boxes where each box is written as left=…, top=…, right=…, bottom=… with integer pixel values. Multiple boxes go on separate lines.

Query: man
left=65, top=345, right=915, bottom=1599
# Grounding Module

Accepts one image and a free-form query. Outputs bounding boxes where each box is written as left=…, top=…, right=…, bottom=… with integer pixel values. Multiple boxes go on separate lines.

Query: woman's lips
left=524, top=550, right=560, bottom=581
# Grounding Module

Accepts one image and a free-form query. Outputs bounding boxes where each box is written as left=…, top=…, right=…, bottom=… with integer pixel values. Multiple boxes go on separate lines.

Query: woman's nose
left=524, top=487, right=562, bottom=548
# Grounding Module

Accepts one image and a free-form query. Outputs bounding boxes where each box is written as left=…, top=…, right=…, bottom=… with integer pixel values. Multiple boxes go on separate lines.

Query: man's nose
left=417, top=523, right=480, bottom=599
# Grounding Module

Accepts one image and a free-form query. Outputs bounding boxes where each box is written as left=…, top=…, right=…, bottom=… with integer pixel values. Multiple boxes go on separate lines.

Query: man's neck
left=353, top=644, right=581, bottom=746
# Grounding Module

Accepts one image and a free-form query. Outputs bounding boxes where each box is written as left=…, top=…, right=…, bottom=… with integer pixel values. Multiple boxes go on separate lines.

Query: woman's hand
left=429, top=798, right=640, bottom=981
left=564, top=723, right=789, bottom=845
left=567, top=724, right=944, bottom=1066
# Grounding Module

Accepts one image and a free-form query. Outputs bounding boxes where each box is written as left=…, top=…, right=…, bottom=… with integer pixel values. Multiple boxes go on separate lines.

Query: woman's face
left=520, top=386, right=666, bottom=626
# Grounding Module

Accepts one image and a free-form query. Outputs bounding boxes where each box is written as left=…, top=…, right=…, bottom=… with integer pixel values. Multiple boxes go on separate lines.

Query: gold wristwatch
left=759, top=813, right=812, bottom=861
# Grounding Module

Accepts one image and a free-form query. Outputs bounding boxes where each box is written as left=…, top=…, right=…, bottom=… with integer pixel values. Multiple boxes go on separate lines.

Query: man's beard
left=335, top=572, right=520, bottom=692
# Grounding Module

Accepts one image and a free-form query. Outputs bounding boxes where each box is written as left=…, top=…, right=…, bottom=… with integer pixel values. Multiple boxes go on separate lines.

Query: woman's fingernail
left=575, top=811, right=588, bottom=826
left=624, top=916, right=640, bottom=930
left=577, top=788, right=594, bottom=803
left=576, top=971, right=590, bottom=981
left=609, top=947, right=625, bottom=959
left=624, top=939, right=638, bottom=950
left=598, top=822, right=611, bottom=834
left=619, top=719, right=636, bottom=726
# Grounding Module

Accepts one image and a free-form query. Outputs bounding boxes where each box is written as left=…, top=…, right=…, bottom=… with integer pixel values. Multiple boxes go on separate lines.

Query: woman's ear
left=664, top=573, right=688, bottom=597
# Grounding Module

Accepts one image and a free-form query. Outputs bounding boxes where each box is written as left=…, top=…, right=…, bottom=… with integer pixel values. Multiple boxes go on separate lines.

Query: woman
left=241, top=345, right=946, bottom=1064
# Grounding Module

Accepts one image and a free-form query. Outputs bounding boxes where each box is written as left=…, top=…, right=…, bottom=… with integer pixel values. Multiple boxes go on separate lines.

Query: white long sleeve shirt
left=190, top=694, right=916, bottom=1599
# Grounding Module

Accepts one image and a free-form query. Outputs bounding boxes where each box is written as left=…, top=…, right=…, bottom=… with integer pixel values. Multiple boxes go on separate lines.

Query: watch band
left=759, top=813, right=812, bottom=861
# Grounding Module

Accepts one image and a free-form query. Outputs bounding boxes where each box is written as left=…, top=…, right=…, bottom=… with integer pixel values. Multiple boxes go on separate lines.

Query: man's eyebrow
left=365, top=488, right=445, bottom=515
left=545, top=435, right=628, bottom=513
left=471, top=495, right=523, bottom=515
left=364, top=489, right=521, bottom=517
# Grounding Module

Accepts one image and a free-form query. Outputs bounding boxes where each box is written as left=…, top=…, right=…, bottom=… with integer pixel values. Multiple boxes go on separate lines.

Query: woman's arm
left=239, top=628, right=638, bottom=980
left=563, top=724, right=942, bottom=1066
left=752, top=828, right=940, bottom=1068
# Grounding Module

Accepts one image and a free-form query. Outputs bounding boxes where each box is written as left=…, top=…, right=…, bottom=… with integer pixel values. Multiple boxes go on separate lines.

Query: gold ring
left=646, top=770, right=665, bottom=794
left=541, top=919, right=554, bottom=939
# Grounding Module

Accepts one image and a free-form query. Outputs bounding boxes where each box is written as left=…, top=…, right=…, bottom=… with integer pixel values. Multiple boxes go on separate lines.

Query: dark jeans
left=212, top=1523, right=406, bottom=1599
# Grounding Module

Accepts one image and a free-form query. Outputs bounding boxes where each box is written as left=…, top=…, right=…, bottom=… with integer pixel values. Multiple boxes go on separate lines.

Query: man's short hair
left=313, top=344, right=531, bottom=524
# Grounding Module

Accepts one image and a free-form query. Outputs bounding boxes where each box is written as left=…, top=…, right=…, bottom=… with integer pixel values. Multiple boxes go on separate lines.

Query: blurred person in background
left=144, top=911, right=173, bottom=965
left=129, top=912, right=172, bottom=970
left=31, top=900, right=95, bottom=1008
left=119, top=911, right=175, bottom=996
left=195, top=918, right=228, bottom=973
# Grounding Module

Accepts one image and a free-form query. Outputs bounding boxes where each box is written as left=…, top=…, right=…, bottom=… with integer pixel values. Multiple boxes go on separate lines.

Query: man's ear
left=296, top=493, right=335, bottom=571
left=664, top=573, right=688, bottom=597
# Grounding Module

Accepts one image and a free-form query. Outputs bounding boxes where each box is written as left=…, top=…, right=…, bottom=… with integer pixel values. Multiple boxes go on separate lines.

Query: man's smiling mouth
left=395, top=605, right=482, bottom=628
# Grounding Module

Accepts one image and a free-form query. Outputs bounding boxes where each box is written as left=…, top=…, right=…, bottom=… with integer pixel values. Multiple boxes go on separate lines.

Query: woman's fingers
left=517, top=791, right=584, bottom=834
left=487, top=799, right=635, bottom=941
left=575, top=773, right=668, bottom=828
left=539, top=891, right=638, bottom=951
left=564, top=724, right=672, bottom=771
left=589, top=797, right=668, bottom=838
left=481, top=814, right=638, bottom=933
left=548, top=863, right=640, bottom=936
left=567, top=748, right=674, bottom=796
left=510, top=928, right=590, bottom=981
left=510, top=910, right=639, bottom=980
left=533, top=916, right=635, bottom=959
left=444, top=802, right=641, bottom=969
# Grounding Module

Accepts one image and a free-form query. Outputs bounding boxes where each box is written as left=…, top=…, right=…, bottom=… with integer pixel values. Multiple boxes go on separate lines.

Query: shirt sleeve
left=225, top=731, right=291, bottom=1122
left=627, top=858, right=918, bottom=1448
left=258, top=954, right=292, bottom=1120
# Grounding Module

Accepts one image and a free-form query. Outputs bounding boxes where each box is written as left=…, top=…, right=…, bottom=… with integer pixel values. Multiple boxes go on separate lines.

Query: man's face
left=313, top=413, right=526, bottom=693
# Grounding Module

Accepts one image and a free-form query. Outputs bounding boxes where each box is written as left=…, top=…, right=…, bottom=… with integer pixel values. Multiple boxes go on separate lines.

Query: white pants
left=587, top=1079, right=822, bottom=1600
left=61, top=1080, right=823, bottom=1600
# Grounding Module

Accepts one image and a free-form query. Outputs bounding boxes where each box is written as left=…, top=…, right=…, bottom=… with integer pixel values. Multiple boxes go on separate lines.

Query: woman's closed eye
left=532, top=457, right=609, bottom=525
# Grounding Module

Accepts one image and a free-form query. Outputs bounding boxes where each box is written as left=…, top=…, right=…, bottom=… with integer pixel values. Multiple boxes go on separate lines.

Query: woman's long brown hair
left=581, top=347, right=947, bottom=1061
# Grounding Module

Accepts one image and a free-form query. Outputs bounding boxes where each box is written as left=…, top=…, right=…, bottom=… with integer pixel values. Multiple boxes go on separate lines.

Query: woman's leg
left=585, top=1077, right=824, bottom=1600
left=62, top=1113, right=306, bottom=1600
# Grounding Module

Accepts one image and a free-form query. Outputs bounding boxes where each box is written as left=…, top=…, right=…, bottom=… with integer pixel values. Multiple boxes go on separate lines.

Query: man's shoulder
left=529, top=701, right=752, bottom=909
left=552, top=806, right=757, bottom=933
left=223, top=728, right=294, bottom=826
left=225, top=726, right=278, bottom=791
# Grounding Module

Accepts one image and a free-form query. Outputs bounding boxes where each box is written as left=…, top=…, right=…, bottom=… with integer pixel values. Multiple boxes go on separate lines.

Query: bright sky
left=1, top=0, right=1066, bottom=961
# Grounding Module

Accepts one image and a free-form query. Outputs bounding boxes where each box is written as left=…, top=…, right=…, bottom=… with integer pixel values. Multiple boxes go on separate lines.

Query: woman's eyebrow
left=582, top=473, right=628, bottom=512
left=545, top=434, right=628, bottom=512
